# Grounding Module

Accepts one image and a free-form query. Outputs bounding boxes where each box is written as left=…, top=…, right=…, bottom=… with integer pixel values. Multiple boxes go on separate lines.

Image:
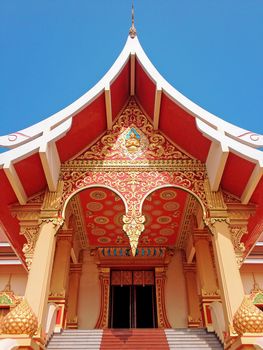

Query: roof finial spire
left=129, top=1, right=137, bottom=38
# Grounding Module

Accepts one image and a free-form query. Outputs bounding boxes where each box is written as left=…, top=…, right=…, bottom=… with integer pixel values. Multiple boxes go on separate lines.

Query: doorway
left=109, top=270, right=157, bottom=328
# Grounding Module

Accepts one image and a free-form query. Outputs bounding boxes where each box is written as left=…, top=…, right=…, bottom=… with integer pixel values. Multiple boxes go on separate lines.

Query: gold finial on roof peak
left=129, top=2, right=137, bottom=39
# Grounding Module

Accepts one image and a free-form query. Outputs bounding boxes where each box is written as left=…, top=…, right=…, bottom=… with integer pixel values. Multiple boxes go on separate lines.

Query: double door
left=109, top=270, right=157, bottom=328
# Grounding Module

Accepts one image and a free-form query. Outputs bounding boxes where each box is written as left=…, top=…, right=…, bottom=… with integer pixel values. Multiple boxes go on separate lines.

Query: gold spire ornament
left=233, top=296, right=263, bottom=334
left=1, top=299, right=38, bottom=336
left=129, top=2, right=137, bottom=38
left=123, top=212, right=145, bottom=256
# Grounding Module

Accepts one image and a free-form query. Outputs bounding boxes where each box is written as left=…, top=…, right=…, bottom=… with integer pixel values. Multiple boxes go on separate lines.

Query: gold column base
left=187, top=316, right=202, bottom=328
left=225, top=333, right=263, bottom=350
left=48, top=296, right=66, bottom=332
left=66, top=321, right=78, bottom=329
left=200, top=292, right=221, bottom=332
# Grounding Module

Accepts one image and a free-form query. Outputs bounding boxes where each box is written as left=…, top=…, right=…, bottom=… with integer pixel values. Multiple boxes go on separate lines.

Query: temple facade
left=0, top=22, right=262, bottom=350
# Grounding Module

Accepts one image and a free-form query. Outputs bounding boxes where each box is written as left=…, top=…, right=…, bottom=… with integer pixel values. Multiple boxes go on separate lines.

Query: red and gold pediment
left=73, top=98, right=192, bottom=163
left=62, top=98, right=205, bottom=255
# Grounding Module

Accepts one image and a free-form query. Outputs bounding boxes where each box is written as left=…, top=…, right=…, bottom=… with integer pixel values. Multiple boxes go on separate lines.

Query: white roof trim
left=0, top=35, right=262, bottom=168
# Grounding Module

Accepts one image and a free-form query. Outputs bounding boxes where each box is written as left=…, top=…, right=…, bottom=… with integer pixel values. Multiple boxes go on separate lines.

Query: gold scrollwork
left=21, top=225, right=40, bottom=270
left=74, top=98, right=191, bottom=162
left=229, top=226, right=247, bottom=268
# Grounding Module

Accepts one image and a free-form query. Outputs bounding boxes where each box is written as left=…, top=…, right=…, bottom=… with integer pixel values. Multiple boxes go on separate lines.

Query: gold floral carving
left=201, top=288, right=221, bottom=297
left=70, top=196, right=88, bottom=249
left=95, top=268, right=110, bottom=329
left=204, top=179, right=227, bottom=210
left=42, top=180, right=64, bottom=211
left=60, top=98, right=208, bottom=251
left=233, top=296, right=263, bottom=334
left=27, top=191, right=45, bottom=205
left=176, top=195, right=198, bottom=249
left=123, top=212, right=145, bottom=256
left=11, top=204, right=42, bottom=270
left=40, top=180, right=64, bottom=225
left=1, top=299, right=38, bottom=336
left=155, top=267, right=171, bottom=328
left=40, top=216, right=64, bottom=228
left=61, top=171, right=206, bottom=211
left=21, top=225, right=40, bottom=270
left=74, top=98, right=191, bottom=162
left=223, top=191, right=241, bottom=204
left=229, top=226, right=247, bottom=267
left=228, top=204, right=255, bottom=267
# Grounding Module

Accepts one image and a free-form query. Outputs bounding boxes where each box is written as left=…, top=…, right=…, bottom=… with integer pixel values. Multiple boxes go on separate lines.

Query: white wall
left=77, top=250, right=100, bottom=329
left=165, top=250, right=188, bottom=328
left=240, top=264, right=263, bottom=294
left=0, top=266, right=27, bottom=296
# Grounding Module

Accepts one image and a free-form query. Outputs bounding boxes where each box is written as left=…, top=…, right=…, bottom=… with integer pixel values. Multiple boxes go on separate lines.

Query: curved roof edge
left=0, top=35, right=262, bottom=169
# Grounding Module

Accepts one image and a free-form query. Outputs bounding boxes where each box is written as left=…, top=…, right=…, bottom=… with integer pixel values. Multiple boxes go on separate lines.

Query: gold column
left=49, top=229, right=72, bottom=331
left=155, top=267, right=171, bottom=328
left=194, top=230, right=218, bottom=295
left=210, top=220, right=245, bottom=333
left=67, top=263, right=82, bottom=329
left=194, top=229, right=220, bottom=331
left=0, top=182, right=64, bottom=347
left=24, top=220, right=62, bottom=339
left=183, top=263, right=202, bottom=328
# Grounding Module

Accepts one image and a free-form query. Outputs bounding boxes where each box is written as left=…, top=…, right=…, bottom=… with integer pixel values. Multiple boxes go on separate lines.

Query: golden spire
left=3, top=274, right=12, bottom=292
left=129, top=2, right=137, bottom=38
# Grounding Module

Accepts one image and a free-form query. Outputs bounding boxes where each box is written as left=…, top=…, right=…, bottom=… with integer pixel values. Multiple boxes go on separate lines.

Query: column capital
left=70, top=263, right=82, bottom=274
left=183, top=263, right=196, bottom=273
left=39, top=180, right=65, bottom=229
left=192, top=228, right=211, bottom=243
left=57, top=229, right=73, bottom=243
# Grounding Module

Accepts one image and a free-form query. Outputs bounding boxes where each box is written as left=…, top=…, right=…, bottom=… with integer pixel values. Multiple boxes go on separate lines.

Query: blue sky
left=0, top=0, right=262, bottom=140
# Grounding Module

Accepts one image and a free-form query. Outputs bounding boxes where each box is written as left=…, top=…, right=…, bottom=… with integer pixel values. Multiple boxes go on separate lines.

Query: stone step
left=47, top=328, right=223, bottom=350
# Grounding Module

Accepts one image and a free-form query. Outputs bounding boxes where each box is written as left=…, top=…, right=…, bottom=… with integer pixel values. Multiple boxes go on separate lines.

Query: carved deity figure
left=125, top=130, right=140, bottom=153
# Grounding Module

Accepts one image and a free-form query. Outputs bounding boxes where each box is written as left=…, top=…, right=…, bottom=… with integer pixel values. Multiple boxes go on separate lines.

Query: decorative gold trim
left=21, top=225, right=40, bottom=270
left=61, top=159, right=205, bottom=172
left=95, top=268, right=110, bottom=329
left=204, top=179, right=227, bottom=210
left=70, top=196, right=88, bottom=249
left=123, top=213, right=145, bottom=256
left=176, top=195, right=198, bottom=249
left=155, top=267, right=171, bottom=328
left=229, top=226, right=246, bottom=267
left=0, top=299, right=38, bottom=336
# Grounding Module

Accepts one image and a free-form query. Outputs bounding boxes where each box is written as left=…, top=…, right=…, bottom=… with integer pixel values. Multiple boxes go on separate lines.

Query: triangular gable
left=72, top=98, right=193, bottom=163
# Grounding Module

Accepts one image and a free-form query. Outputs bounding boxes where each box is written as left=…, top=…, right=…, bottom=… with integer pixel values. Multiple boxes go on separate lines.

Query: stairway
left=47, top=330, right=103, bottom=349
left=165, top=329, right=223, bottom=349
left=100, top=329, right=169, bottom=349
left=47, top=328, right=223, bottom=350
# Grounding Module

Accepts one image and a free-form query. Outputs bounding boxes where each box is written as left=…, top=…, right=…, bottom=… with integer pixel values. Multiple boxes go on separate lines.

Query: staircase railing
left=209, top=301, right=225, bottom=343
left=45, top=302, right=59, bottom=343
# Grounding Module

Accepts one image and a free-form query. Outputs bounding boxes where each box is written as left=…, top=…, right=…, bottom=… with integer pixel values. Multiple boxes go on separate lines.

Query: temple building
left=0, top=16, right=262, bottom=350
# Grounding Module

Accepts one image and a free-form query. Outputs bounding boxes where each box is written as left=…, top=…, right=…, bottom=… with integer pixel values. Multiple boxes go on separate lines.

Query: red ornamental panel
left=62, top=170, right=206, bottom=215
left=111, top=271, right=155, bottom=286
left=133, top=271, right=155, bottom=285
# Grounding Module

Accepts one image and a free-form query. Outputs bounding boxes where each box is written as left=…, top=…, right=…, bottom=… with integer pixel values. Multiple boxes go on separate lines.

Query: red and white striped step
left=47, top=328, right=223, bottom=350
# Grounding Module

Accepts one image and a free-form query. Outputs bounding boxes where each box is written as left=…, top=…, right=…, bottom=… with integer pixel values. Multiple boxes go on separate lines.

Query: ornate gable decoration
left=75, top=98, right=191, bottom=162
